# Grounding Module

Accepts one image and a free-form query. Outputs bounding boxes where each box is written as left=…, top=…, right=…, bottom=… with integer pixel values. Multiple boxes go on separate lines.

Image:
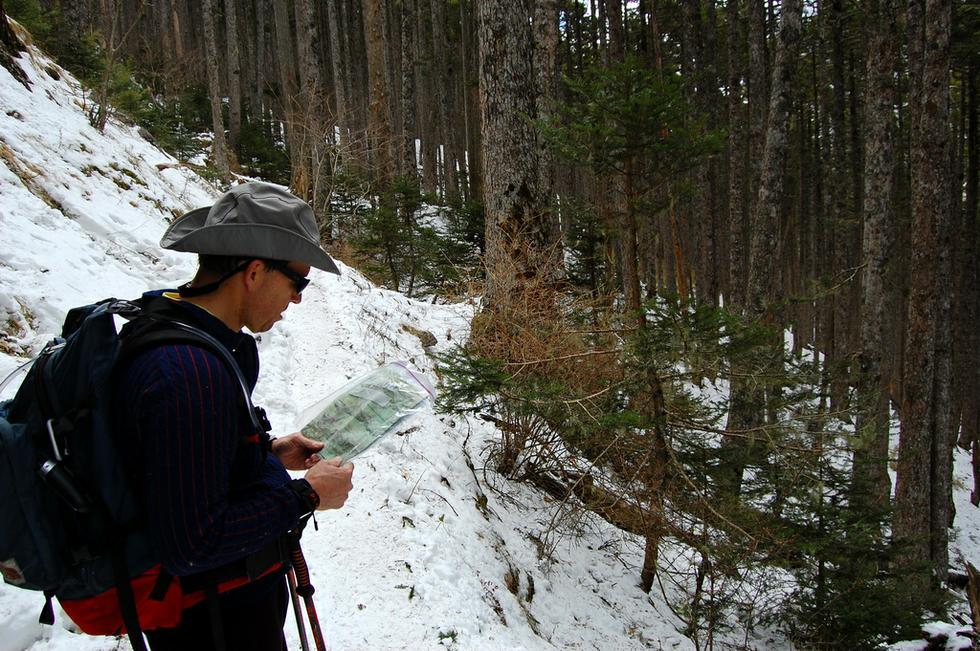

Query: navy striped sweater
left=115, top=292, right=304, bottom=576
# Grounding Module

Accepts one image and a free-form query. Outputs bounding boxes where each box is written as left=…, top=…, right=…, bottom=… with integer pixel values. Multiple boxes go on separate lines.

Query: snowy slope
left=0, top=31, right=700, bottom=651
left=5, top=24, right=980, bottom=651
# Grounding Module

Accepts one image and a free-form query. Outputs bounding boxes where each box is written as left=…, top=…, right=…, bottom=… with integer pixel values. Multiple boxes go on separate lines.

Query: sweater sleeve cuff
left=287, top=478, right=320, bottom=515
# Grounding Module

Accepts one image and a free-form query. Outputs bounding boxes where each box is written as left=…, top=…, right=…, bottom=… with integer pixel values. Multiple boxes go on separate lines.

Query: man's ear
left=241, top=259, right=267, bottom=291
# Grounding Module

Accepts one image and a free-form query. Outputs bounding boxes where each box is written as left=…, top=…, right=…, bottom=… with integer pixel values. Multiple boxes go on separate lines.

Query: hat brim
left=162, top=207, right=340, bottom=275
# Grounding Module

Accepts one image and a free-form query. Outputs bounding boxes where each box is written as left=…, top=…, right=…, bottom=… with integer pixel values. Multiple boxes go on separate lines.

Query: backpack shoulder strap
left=114, top=299, right=271, bottom=436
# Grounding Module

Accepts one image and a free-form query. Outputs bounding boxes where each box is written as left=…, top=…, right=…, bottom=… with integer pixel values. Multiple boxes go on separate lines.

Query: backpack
left=0, top=297, right=280, bottom=651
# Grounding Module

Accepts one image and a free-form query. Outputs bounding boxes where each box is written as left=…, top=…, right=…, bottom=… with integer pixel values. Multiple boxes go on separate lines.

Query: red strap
left=59, top=562, right=283, bottom=635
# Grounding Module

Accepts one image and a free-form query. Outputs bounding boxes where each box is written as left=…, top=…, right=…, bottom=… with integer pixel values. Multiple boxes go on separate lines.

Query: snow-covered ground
left=0, top=31, right=697, bottom=651
left=0, top=26, right=977, bottom=651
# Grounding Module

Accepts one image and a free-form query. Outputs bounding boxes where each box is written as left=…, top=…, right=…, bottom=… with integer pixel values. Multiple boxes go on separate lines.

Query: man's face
left=244, top=260, right=311, bottom=333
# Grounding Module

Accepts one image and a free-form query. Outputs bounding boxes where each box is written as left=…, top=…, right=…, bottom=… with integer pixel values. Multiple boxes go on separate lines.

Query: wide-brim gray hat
left=161, top=182, right=340, bottom=274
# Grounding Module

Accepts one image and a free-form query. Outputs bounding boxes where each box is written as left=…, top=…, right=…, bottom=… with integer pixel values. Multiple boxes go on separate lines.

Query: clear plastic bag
left=296, top=362, right=435, bottom=460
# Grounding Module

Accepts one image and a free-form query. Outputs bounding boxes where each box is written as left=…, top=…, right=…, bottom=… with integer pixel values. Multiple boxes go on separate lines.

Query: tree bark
left=170, top=0, right=185, bottom=62
left=893, top=0, right=954, bottom=596
left=224, top=0, right=242, bottom=152
left=272, top=0, right=298, bottom=155
left=720, top=0, right=803, bottom=495
left=747, top=0, right=767, bottom=205
left=429, top=0, right=456, bottom=197
left=699, top=0, right=721, bottom=306
left=253, top=0, right=267, bottom=121
left=606, top=0, right=624, bottom=60
left=827, top=0, right=853, bottom=410
left=478, top=0, right=556, bottom=304
left=461, top=0, right=482, bottom=202
left=294, top=0, right=320, bottom=102
left=727, top=0, right=747, bottom=309
left=386, top=1, right=403, bottom=166
left=326, top=0, right=349, bottom=147
left=348, top=0, right=371, bottom=164
left=533, top=0, right=561, bottom=255
left=417, top=3, right=438, bottom=193
left=399, top=0, right=417, bottom=178
left=363, top=0, right=395, bottom=185
left=202, top=0, right=231, bottom=180
left=960, top=69, right=980, bottom=507
left=293, top=0, right=330, bottom=213
left=957, top=68, right=979, bottom=457
left=851, top=0, right=898, bottom=513
left=745, top=0, right=802, bottom=320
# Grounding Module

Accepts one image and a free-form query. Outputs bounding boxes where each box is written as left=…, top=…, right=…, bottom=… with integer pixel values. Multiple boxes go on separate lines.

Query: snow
left=0, top=38, right=692, bottom=651
left=1, top=31, right=978, bottom=651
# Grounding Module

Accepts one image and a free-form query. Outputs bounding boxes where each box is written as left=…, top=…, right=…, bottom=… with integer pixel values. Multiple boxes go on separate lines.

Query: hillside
left=0, top=25, right=704, bottom=651
left=4, top=20, right=980, bottom=651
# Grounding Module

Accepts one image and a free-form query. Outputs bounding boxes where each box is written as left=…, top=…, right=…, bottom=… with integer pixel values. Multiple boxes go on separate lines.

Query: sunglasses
left=264, top=260, right=311, bottom=294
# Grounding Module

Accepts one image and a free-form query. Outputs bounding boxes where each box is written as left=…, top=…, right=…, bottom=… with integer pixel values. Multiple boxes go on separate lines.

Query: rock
left=402, top=324, right=437, bottom=348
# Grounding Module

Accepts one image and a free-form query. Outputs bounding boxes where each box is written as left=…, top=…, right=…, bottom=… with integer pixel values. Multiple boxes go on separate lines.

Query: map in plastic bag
left=296, top=362, right=435, bottom=460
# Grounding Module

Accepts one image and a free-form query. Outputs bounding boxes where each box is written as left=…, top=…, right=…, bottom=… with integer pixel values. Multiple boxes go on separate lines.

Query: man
left=115, top=182, right=353, bottom=650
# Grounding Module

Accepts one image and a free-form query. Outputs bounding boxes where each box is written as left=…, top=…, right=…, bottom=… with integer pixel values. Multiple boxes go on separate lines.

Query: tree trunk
left=606, top=0, right=624, bottom=60
left=399, top=0, right=417, bottom=178
left=417, top=3, right=438, bottom=194
left=293, top=0, right=330, bottom=213
left=272, top=0, right=298, bottom=156
left=721, top=0, right=803, bottom=495
left=893, top=0, right=954, bottom=597
left=827, top=0, right=852, bottom=410
left=534, top=0, right=561, bottom=255
left=240, top=0, right=256, bottom=116
left=224, top=0, right=242, bottom=152
left=960, top=69, right=980, bottom=507
left=727, top=0, right=747, bottom=309
left=202, top=0, right=231, bottom=180
left=386, top=1, right=403, bottom=168
left=957, top=67, right=979, bottom=456
left=429, top=0, right=455, bottom=198
left=326, top=0, right=349, bottom=147
left=294, top=0, right=319, bottom=101
left=478, top=0, right=555, bottom=304
left=170, top=0, right=184, bottom=62
left=747, top=0, right=767, bottom=205
left=253, top=0, right=267, bottom=121
left=349, top=0, right=372, bottom=166
left=745, top=0, right=801, bottom=320
left=699, top=0, right=721, bottom=306
left=641, top=0, right=664, bottom=69
left=639, top=365, right=671, bottom=593
left=851, top=0, right=898, bottom=513
left=363, top=0, right=395, bottom=186
left=680, top=0, right=704, bottom=304
left=153, top=0, right=172, bottom=72
left=461, top=0, right=482, bottom=202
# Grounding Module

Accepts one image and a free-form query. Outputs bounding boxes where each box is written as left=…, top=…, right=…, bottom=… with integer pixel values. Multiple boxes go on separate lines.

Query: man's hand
left=304, top=457, right=354, bottom=510
left=272, top=432, right=324, bottom=470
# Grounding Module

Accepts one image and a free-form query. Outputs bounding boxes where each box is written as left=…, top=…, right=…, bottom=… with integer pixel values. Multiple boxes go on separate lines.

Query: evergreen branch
left=501, top=348, right=620, bottom=367
left=667, top=415, right=852, bottom=452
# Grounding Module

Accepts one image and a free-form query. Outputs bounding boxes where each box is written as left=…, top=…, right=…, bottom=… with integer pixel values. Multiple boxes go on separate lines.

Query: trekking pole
left=289, top=532, right=326, bottom=651
left=287, top=566, right=311, bottom=651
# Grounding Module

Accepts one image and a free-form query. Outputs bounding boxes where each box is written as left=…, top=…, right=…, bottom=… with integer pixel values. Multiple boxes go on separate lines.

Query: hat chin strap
left=177, top=279, right=225, bottom=298
left=178, top=260, right=255, bottom=298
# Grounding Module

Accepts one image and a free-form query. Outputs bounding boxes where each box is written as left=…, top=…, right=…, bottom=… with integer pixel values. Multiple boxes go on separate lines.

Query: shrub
left=439, top=294, right=927, bottom=647
left=351, top=177, right=482, bottom=297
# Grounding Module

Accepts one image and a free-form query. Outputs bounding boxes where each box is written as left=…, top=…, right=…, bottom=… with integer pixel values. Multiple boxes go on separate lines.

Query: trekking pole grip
left=288, top=533, right=326, bottom=651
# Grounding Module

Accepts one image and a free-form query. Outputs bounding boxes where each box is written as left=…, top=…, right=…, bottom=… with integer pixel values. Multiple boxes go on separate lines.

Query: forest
left=1, top=0, right=979, bottom=647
